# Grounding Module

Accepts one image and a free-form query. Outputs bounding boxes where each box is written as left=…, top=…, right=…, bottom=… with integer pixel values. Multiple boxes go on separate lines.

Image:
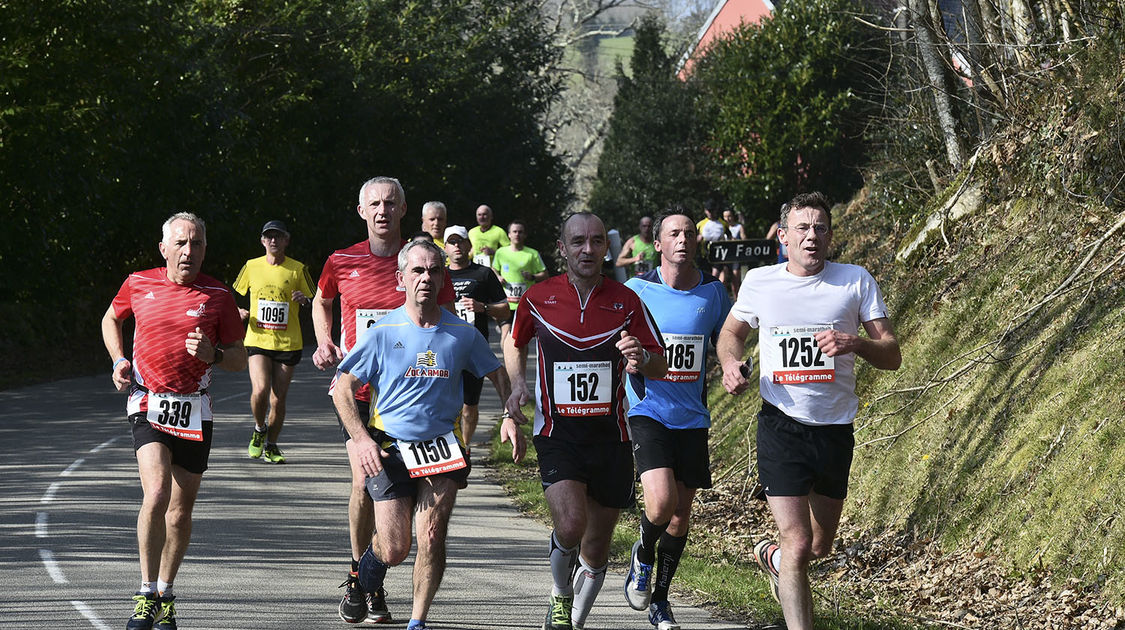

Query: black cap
left=261, top=220, right=289, bottom=237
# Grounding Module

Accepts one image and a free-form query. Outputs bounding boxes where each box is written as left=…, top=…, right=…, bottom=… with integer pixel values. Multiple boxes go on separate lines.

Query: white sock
left=139, top=581, right=155, bottom=595
left=571, top=556, right=606, bottom=627
left=548, top=530, right=578, bottom=596
left=156, top=579, right=173, bottom=597
left=771, top=548, right=782, bottom=571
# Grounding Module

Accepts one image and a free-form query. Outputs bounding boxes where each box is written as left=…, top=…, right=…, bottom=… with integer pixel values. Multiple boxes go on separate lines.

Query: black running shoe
left=338, top=571, right=368, bottom=623
left=365, top=587, right=392, bottom=623
left=126, top=593, right=159, bottom=630
left=153, top=595, right=177, bottom=630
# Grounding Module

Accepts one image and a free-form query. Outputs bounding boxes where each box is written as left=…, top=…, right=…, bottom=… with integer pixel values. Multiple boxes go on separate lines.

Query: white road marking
left=40, top=549, right=68, bottom=583
left=61, top=458, right=85, bottom=476
left=72, top=600, right=112, bottom=630
left=41, top=481, right=61, bottom=504
left=91, top=436, right=119, bottom=453
left=35, top=512, right=48, bottom=538
left=214, top=390, right=249, bottom=403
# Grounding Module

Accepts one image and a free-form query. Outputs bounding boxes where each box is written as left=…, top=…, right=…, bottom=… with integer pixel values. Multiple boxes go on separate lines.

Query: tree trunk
left=910, top=0, right=965, bottom=169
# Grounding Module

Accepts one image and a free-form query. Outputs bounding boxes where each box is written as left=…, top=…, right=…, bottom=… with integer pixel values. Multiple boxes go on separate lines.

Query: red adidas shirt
left=510, top=274, right=663, bottom=443
left=111, top=268, right=243, bottom=410
left=318, top=240, right=455, bottom=402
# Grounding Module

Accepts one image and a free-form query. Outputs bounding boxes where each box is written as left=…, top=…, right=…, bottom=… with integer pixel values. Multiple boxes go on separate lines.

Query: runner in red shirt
left=504, top=212, right=667, bottom=630
left=311, top=176, right=455, bottom=625
left=102, top=213, right=247, bottom=630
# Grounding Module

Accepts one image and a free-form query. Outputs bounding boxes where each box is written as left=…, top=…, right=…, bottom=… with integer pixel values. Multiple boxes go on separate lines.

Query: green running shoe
left=153, top=595, right=177, bottom=630
left=263, top=444, right=286, bottom=464
left=126, top=593, right=159, bottom=630
left=543, top=593, right=573, bottom=630
left=248, top=429, right=265, bottom=459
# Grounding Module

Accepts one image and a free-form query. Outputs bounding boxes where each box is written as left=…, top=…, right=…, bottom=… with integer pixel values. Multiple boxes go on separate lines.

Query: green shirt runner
left=492, top=246, right=547, bottom=310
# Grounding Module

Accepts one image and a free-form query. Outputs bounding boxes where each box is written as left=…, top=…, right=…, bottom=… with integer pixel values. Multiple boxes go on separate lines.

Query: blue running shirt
left=625, top=269, right=732, bottom=429
left=338, top=308, right=500, bottom=442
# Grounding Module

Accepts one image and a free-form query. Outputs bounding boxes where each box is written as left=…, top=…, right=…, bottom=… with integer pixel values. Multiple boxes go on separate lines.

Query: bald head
left=558, top=213, right=607, bottom=282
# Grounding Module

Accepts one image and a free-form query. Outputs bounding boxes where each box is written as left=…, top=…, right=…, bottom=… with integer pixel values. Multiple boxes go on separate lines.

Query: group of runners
left=101, top=181, right=900, bottom=630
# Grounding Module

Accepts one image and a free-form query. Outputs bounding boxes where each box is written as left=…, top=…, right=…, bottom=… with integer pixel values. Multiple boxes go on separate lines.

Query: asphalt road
left=0, top=345, right=748, bottom=630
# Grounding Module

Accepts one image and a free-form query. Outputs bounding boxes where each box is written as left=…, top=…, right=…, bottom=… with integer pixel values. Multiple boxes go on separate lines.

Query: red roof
left=678, top=0, right=775, bottom=78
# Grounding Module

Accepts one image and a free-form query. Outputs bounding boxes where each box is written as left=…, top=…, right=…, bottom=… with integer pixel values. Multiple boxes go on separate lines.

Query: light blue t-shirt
left=338, top=307, right=500, bottom=441
left=625, top=269, right=732, bottom=429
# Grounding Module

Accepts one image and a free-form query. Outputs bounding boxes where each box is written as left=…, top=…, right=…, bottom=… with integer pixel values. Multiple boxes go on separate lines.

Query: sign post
left=706, top=239, right=777, bottom=266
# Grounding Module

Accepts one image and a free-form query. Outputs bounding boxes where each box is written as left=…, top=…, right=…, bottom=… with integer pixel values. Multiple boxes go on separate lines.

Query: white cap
left=444, top=225, right=469, bottom=241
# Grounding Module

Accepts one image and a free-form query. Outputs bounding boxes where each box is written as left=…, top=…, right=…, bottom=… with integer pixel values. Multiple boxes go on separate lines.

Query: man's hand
left=313, top=341, right=344, bottom=370
left=111, top=359, right=131, bottom=392
left=291, top=289, right=310, bottom=306
left=815, top=328, right=859, bottom=357
left=499, top=417, right=526, bottom=464
left=617, top=330, right=648, bottom=374
left=185, top=327, right=219, bottom=363
left=505, top=387, right=530, bottom=425
left=352, top=436, right=389, bottom=478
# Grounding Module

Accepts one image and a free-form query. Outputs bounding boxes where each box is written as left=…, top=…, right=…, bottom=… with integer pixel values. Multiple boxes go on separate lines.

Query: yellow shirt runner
left=232, top=256, right=315, bottom=351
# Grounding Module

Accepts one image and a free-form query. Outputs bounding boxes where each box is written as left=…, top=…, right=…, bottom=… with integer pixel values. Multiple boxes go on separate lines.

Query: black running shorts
left=628, top=415, right=712, bottom=490
left=364, top=432, right=471, bottom=501
left=533, top=435, right=636, bottom=509
left=756, top=402, right=854, bottom=500
left=462, top=371, right=484, bottom=406
left=129, top=413, right=213, bottom=474
left=246, top=346, right=302, bottom=366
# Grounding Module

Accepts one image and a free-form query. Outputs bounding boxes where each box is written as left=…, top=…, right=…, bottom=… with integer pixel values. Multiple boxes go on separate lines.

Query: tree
left=587, top=13, right=711, bottom=231
left=0, top=0, right=568, bottom=364
left=689, top=0, right=888, bottom=228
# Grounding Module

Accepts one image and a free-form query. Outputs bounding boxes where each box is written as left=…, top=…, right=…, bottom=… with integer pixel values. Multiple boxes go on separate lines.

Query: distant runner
left=615, top=215, right=658, bottom=277
left=233, top=220, right=315, bottom=464
left=492, top=219, right=548, bottom=313
left=468, top=204, right=510, bottom=267
left=717, top=192, right=901, bottom=630
left=444, top=225, right=511, bottom=445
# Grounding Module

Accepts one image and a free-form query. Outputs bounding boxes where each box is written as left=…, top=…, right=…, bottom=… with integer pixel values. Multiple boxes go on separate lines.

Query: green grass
left=487, top=409, right=933, bottom=629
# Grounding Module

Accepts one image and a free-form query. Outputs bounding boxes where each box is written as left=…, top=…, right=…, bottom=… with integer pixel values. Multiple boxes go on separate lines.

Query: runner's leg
left=409, top=475, right=459, bottom=622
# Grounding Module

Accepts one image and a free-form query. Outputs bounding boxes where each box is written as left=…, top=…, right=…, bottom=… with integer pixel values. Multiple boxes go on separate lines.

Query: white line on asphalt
left=91, top=436, right=119, bottom=453
left=61, top=458, right=85, bottom=476
left=72, top=600, right=112, bottom=630
left=40, top=549, right=68, bottom=583
left=41, top=481, right=61, bottom=504
left=214, top=390, right=249, bottom=403
left=36, top=512, right=48, bottom=538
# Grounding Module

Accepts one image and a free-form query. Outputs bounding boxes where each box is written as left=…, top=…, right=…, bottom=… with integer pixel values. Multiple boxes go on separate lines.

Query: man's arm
left=815, top=317, right=902, bottom=371
left=717, top=314, right=753, bottom=395
left=486, top=367, right=526, bottom=464
left=101, top=306, right=131, bottom=392
left=332, top=371, right=387, bottom=476
left=185, top=328, right=247, bottom=371
left=311, top=289, right=343, bottom=370
left=615, top=237, right=637, bottom=267
left=485, top=301, right=511, bottom=323
left=502, top=334, right=531, bottom=424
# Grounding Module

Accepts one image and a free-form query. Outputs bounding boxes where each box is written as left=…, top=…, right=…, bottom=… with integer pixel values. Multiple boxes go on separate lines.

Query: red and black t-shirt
left=510, top=274, right=663, bottom=443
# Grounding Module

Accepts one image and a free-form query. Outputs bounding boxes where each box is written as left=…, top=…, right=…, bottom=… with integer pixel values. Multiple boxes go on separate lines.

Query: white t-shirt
left=730, top=261, right=889, bottom=425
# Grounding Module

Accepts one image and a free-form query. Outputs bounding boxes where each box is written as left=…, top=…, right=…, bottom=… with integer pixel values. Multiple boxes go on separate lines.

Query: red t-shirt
left=510, top=274, right=664, bottom=442
left=318, top=240, right=455, bottom=401
left=112, top=268, right=243, bottom=417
